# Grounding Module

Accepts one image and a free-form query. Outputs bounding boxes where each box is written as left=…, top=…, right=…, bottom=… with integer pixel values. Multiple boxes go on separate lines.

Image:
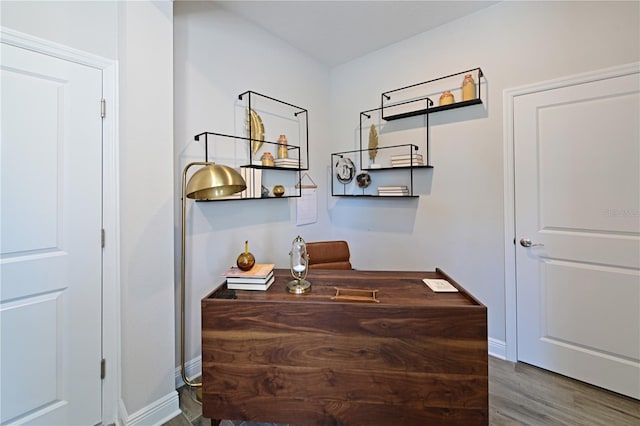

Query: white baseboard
left=489, top=337, right=507, bottom=360
left=175, top=355, right=202, bottom=389
left=119, top=391, right=181, bottom=426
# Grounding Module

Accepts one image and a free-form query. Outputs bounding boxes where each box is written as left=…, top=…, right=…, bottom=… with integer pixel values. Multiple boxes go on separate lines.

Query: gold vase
left=277, top=134, right=288, bottom=159
left=261, top=152, right=274, bottom=166
left=462, top=74, right=476, bottom=101
left=439, top=91, right=454, bottom=106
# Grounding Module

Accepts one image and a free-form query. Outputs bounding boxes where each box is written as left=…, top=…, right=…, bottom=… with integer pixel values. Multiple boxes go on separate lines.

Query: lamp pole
left=180, top=162, right=209, bottom=389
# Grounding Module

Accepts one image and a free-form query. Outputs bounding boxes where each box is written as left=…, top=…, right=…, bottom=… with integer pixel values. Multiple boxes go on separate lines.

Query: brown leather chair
left=306, top=240, right=352, bottom=270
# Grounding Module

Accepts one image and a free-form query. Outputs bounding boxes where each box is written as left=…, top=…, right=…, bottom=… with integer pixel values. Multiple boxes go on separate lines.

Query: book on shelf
left=227, top=275, right=275, bottom=291
left=223, top=263, right=275, bottom=278
left=274, top=158, right=300, bottom=167
left=378, top=192, right=410, bottom=196
left=391, top=153, right=423, bottom=161
left=391, top=159, right=424, bottom=166
left=378, top=185, right=410, bottom=196
left=227, top=270, right=274, bottom=284
left=239, top=168, right=263, bottom=199
left=378, top=186, right=408, bottom=191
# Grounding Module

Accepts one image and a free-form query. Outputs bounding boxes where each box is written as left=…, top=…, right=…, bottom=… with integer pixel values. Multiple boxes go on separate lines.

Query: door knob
left=520, top=238, right=544, bottom=248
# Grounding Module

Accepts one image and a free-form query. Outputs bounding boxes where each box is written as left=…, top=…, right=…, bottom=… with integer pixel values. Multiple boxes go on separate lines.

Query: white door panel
left=543, top=261, right=638, bottom=360
left=1, top=42, right=102, bottom=425
left=1, top=64, right=59, bottom=254
left=515, top=69, right=640, bottom=399
left=536, top=90, right=639, bottom=235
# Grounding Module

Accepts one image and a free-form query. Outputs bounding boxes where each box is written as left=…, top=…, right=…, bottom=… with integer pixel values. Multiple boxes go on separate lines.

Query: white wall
left=0, top=0, right=118, bottom=60
left=117, top=1, right=177, bottom=421
left=329, top=0, right=640, bottom=347
left=175, top=0, right=640, bottom=369
left=174, top=1, right=332, bottom=370
left=1, top=1, right=178, bottom=424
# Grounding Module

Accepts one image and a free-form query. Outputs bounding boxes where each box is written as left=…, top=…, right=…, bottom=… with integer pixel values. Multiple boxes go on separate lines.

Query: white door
left=514, top=67, right=640, bottom=399
left=0, top=43, right=103, bottom=424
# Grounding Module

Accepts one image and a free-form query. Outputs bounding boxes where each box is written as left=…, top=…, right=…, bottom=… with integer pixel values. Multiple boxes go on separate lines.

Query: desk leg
left=209, top=419, right=221, bottom=426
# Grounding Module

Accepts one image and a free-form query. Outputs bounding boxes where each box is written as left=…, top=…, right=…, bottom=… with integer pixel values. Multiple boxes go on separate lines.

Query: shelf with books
left=331, top=145, right=431, bottom=198
left=329, top=69, right=486, bottom=199
left=238, top=90, right=309, bottom=171
left=359, top=104, right=431, bottom=171
left=191, top=91, right=309, bottom=202
left=193, top=131, right=303, bottom=200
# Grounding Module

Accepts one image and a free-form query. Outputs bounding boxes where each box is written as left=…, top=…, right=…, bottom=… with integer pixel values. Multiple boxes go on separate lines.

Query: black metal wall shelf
left=332, top=195, right=419, bottom=198
left=330, top=68, right=485, bottom=199
left=238, top=90, right=309, bottom=171
left=194, top=131, right=304, bottom=170
left=331, top=145, right=431, bottom=198
left=192, top=91, right=309, bottom=201
left=380, top=67, right=484, bottom=121
left=359, top=107, right=431, bottom=170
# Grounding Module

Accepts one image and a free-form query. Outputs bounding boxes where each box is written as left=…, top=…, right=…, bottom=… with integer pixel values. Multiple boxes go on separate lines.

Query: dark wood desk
left=202, top=268, right=488, bottom=425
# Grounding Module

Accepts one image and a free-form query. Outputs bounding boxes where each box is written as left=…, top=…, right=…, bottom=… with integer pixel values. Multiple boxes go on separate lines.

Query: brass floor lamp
left=180, top=161, right=246, bottom=398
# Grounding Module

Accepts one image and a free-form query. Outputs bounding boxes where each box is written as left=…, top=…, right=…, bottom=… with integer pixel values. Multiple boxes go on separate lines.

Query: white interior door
left=1, top=42, right=103, bottom=424
left=514, top=67, right=640, bottom=399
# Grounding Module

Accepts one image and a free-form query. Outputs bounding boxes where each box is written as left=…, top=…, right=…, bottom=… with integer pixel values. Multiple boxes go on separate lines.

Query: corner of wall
left=118, top=392, right=180, bottom=426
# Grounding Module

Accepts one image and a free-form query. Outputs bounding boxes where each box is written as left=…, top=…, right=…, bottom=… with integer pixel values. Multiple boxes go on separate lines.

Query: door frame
left=502, top=62, right=640, bottom=363
left=0, top=27, right=120, bottom=425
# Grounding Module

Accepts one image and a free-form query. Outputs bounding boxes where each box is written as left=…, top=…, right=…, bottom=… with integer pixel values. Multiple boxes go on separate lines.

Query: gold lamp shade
left=186, top=163, right=246, bottom=200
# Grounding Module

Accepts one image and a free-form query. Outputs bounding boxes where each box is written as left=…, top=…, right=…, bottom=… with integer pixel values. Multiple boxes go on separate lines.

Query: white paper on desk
left=296, top=188, right=317, bottom=225
left=423, top=279, right=458, bottom=292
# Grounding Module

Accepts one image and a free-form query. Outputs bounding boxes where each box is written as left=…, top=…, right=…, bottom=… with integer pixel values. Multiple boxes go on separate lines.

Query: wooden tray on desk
left=201, top=268, right=488, bottom=426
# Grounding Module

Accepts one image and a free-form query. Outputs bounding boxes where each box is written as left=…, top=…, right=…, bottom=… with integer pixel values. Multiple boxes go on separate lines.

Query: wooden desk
left=202, top=268, right=488, bottom=425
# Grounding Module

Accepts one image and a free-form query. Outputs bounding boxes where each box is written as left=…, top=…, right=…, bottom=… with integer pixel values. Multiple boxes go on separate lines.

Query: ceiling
left=215, top=1, right=499, bottom=67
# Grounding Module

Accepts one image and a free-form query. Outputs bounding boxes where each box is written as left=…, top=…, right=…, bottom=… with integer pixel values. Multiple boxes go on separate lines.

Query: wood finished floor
left=163, top=356, right=640, bottom=426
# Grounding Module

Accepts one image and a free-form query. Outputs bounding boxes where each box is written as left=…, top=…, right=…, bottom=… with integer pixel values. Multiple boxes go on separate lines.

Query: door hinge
left=100, top=99, right=106, bottom=118
left=100, top=358, right=106, bottom=380
left=101, top=229, right=105, bottom=248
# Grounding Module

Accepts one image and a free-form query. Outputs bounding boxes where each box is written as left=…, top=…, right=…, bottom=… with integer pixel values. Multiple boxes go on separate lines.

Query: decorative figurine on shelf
left=439, top=91, right=454, bottom=106
left=246, top=108, right=265, bottom=163
left=273, top=185, right=285, bottom=197
left=287, top=235, right=311, bottom=294
left=462, top=74, right=476, bottom=101
left=261, top=151, right=274, bottom=167
left=236, top=240, right=255, bottom=271
left=356, top=171, right=372, bottom=188
left=368, top=124, right=380, bottom=169
left=277, top=134, right=288, bottom=159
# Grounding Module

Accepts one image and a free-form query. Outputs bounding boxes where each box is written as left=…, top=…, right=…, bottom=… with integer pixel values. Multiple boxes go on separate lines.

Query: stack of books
left=377, top=185, right=409, bottom=196
left=223, top=263, right=275, bottom=290
left=391, top=153, right=424, bottom=167
left=238, top=168, right=262, bottom=199
left=274, top=158, right=300, bottom=168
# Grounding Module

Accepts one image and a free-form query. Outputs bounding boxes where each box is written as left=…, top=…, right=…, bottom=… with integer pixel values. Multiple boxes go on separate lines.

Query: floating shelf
left=194, top=131, right=304, bottom=170
left=330, top=145, right=431, bottom=197
left=192, top=91, right=310, bottom=201
left=381, top=68, right=484, bottom=121
left=383, top=98, right=483, bottom=121
left=360, top=107, right=431, bottom=169
left=330, top=68, right=484, bottom=199
left=238, top=90, right=309, bottom=171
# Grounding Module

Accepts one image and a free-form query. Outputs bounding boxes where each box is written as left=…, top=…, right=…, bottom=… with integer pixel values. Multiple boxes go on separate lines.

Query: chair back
left=306, top=240, right=352, bottom=270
